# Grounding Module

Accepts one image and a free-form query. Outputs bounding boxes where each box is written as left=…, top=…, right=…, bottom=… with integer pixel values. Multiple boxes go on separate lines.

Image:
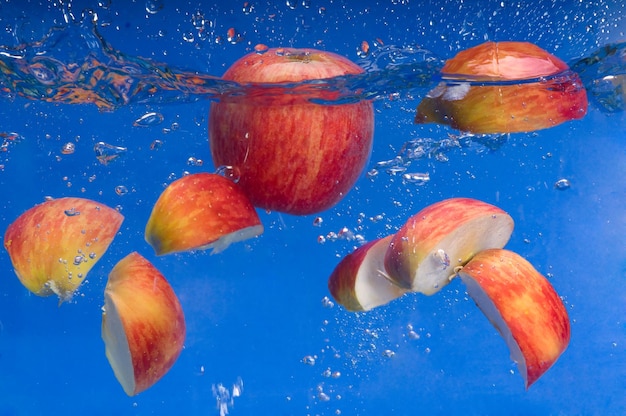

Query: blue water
left=1, top=1, right=625, bottom=415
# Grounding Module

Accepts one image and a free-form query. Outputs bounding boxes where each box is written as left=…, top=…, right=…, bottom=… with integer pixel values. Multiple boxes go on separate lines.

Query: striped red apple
left=415, top=41, right=588, bottom=133
left=102, top=252, right=186, bottom=396
left=209, top=47, right=374, bottom=215
left=3, top=197, right=123, bottom=302
left=459, top=248, right=571, bottom=388
left=145, top=173, right=263, bottom=256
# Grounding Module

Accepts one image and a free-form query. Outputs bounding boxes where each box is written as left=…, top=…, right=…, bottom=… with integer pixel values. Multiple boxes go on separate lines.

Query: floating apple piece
left=102, top=252, right=186, bottom=396
left=3, top=197, right=123, bottom=302
left=458, top=248, right=570, bottom=388
left=145, top=173, right=263, bottom=256
left=209, top=47, right=374, bottom=215
left=384, top=198, right=514, bottom=295
left=328, top=235, right=408, bottom=311
left=415, top=41, right=588, bottom=133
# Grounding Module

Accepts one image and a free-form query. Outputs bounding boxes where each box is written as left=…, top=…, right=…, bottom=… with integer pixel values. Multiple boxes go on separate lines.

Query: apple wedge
left=3, top=197, right=123, bottom=302
left=328, top=235, right=408, bottom=312
left=102, top=252, right=186, bottom=396
left=384, top=198, right=514, bottom=295
left=415, top=41, right=588, bottom=133
left=458, top=248, right=571, bottom=388
left=145, top=172, right=263, bottom=256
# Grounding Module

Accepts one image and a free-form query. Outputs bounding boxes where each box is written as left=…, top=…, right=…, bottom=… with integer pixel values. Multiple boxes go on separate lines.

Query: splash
left=0, top=13, right=232, bottom=110
left=570, top=42, right=626, bottom=112
left=0, top=10, right=440, bottom=110
left=0, top=8, right=624, bottom=112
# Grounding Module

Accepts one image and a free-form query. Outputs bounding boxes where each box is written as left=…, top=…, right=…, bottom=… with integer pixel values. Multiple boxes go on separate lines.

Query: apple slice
left=102, top=252, right=186, bottom=396
left=384, top=198, right=514, bottom=295
left=145, top=172, right=263, bottom=256
left=415, top=41, right=588, bottom=133
left=3, top=197, right=123, bottom=302
left=328, top=235, right=408, bottom=312
left=458, top=248, right=571, bottom=388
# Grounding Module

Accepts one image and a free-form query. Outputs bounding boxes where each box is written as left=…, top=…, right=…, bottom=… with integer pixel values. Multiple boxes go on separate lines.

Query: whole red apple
left=209, top=47, right=374, bottom=215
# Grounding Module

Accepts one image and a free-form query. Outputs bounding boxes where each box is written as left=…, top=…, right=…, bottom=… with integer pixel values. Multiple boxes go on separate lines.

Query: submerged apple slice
left=145, top=172, right=263, bottom=256
left=102, top=252, right=186, bottom=396
left=384, top=198, right=514, bottom=295
left=328, top=235, right=407, bottom=311
left=3, top=197, right=123, bottom=302
left=459, top=248, right=570, bottom=389
left=415, top=41, right=588, bottom=133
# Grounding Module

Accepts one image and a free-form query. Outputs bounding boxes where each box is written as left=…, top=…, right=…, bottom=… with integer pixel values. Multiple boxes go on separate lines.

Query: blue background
left=0, top=0, right=625, bottom=415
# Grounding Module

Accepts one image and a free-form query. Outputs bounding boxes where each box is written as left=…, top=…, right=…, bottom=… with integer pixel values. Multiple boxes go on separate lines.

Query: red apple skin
left=3, top=197, right=123, bottom=302
left=145, top=173, right=262, bottom=255
left=103, top=252, right=186, bottom=396
left=459, top=248, right=571, bottom=389
left=209, top=48, right=374, bottom=215
left=415, top=41, right=588, bottom=133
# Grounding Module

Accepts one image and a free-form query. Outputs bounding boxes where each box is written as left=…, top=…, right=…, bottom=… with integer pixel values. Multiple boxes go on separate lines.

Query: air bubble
left=243, top=2, right=254, bottom=15
left=150, top=140, right=163, bottom=150
left=187, top=156, right=203, bottom=167
left=115, top=185, right=129, bottom=196
left=318, top=392, right=330, bottom=402
left=402, top=172, right=430, bottom=184
left=94, top=142, right=127, bottom=165
left=61, top=142, right=75, bottom=155
left=215, top=165, right=240, bottom=183
left=145, top=0, right=164, bottom=14
left=182, top=32, right=195, bottom=43
left=554, top=178, right=571, bottom=190
left=321, top=296, right=334, bottom=308
left=134, top=112, right=164, bottom=127
left=64, top=208, right=80, bottom=216
left=302, top=355, right=316, bottom=366
left=254, top=44, right=269, bottom=54
left=382, top=349, right=395, bottom=358
left=408, top=330, right=420, bottom=340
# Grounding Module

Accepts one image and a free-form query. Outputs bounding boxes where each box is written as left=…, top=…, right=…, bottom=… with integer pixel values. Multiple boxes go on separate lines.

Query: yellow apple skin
left=415, top=41, right=588, bottom=133
left=328, top=235, right=407, bottom=311
left=102, top=252, right=186, bottom=396
left=3, top=197, right=123, bottom=302
left=384, top=198, right=514, bottom=295
left=145, top=173, right=263, bottom=256
left=459, top=248, right=571, bottom=389
left=209, top=47, right=374, bottom=215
